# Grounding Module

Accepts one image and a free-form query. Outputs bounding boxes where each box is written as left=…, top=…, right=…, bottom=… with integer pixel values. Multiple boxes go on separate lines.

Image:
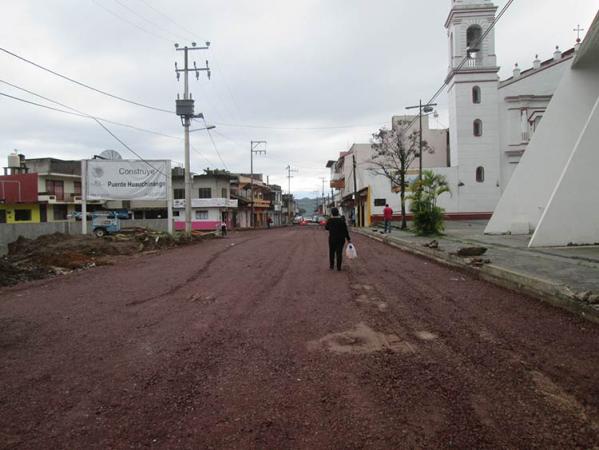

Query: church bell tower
left=446, top=0, right=501, bottom=213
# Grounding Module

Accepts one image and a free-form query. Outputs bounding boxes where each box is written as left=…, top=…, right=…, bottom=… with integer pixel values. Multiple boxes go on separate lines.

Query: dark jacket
left=325, top=216, right=351, bottom=243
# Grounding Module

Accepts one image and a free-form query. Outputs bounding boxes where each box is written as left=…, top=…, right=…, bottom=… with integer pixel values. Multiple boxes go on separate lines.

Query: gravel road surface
left=1, top=227, right=598, bottom=449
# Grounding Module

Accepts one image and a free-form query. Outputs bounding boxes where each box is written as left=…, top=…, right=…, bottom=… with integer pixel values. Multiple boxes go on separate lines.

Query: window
left=198, top=188, right=211, bottom=199
left=45, top=179, right=64, bottom=201
left=473, top=119, right=483, bottom=137
left=221, top=188, right=228, bottom=198
left=14, top=209, right=32, bottom=221
left=173, top=210, right=180, bottom=217
left=53, top=204, right=68, bottom=220
left=174, top=188, right=185, bottom=200
left=195, top=210, right=209, bottom=220
left=476, top=166, right=485, bottom=183
left=466, top=25, right=482, bottom=57
left=74, top=182, right=81, bottom=196
left=145, top=209, right=167, bottom=219
left=374, top=198, right=387, bottom=207
left=472, top=86, right=481, bottom=104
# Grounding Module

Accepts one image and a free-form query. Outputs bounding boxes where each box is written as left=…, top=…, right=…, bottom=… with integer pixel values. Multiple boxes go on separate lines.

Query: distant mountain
left=295, top=197, right=320, bottom=216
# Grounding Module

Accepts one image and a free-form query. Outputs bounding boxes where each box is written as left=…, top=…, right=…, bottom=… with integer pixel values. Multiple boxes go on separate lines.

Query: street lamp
left=406, top=100, right=437, bottom=181
left=189, top=125, right=216, bottom=132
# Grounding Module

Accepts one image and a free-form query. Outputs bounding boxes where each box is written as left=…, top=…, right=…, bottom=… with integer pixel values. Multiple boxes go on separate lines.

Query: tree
left=370, top=125, right=432, bottom=229
left=408, top=170, right=451, bottom=235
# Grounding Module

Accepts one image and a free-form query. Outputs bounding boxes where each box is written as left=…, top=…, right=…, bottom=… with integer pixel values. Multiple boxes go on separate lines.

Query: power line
left=1, top=80, right=214, bottom=168
left=0, top=46, right=174, bottom=114
left=0, top=90, right=165, bottom=175
left=136, top=0, right=198, bottom=41
left=92, top=0, right=173, bottom=44
left=202, top=118, right=229, bottom=171
left=214, top=121, right=387, bottom=131
left=0, top=80, right=178, bottom=140
left=112, top=0, right=188, bottom=42
left=3, top=87, right=220, bottom=176
left=400, top=0, right=516, bottom=132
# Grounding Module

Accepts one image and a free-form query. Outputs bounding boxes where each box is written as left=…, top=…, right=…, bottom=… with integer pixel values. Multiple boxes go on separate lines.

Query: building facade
left=172, top=169, right=237, bottom=231
left=438, top=0, right=575, bottom=216
left=1, top=153, right=93, bottom=224
left=327, top=114, right=450, bottom=226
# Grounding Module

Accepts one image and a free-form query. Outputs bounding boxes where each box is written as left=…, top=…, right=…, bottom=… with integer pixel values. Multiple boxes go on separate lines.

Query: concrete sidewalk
left=357, top=220, right=599, bottom=323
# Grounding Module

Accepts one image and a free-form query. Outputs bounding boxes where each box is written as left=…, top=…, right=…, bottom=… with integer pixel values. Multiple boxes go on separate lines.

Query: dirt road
left=1, top=227, right=598, bottom=449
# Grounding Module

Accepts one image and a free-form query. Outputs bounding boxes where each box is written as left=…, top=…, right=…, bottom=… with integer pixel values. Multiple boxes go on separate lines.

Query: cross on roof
left=574, top=24, right=584, bottom=43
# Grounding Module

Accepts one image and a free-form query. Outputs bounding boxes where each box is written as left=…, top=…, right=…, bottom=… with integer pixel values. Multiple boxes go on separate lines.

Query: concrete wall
left=486, top=55, right=599, bottom=235
left=530, top=94, right=599, bottom=246
left=0, top=219, right=169, bottom=255
left=497, top=57, right=572, bottom=189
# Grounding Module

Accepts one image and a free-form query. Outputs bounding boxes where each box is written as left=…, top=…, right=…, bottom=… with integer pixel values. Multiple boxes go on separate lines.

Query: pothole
left=308, top=323, right=417, bottom=355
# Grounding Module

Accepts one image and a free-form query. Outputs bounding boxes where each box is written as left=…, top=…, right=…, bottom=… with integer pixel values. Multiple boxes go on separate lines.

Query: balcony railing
left=464, top=57, right=484, bottom=68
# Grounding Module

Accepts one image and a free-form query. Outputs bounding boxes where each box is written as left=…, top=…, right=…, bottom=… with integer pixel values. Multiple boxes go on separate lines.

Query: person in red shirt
left=383, top=204, right=393, bottom=233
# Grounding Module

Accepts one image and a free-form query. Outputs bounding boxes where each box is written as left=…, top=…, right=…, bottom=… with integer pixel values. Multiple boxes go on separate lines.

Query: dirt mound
left=0, top=258, right=50, bottom=287
left=1, top=229, right=217, bottom=287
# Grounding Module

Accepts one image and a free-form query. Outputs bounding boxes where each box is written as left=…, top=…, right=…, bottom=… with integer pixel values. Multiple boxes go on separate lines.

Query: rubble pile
left=0, top=228, right=217, bottom=287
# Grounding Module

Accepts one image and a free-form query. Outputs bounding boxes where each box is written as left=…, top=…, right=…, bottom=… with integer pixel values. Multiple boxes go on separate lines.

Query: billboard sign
left=86, top=160, right=169, bottom=200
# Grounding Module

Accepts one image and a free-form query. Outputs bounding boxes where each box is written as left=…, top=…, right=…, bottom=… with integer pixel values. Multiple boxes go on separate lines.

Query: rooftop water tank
left=7, top=151, right=20, bottom=169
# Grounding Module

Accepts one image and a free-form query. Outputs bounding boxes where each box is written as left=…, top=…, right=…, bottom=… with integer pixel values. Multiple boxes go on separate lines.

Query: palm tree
left=408, top=170, right=451, bottom=235
left=420, top=170, right=450, bottom=209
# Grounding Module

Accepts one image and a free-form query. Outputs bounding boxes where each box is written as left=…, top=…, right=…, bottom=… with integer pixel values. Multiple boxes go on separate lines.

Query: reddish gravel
left=1, top=227, right=598, bottom=449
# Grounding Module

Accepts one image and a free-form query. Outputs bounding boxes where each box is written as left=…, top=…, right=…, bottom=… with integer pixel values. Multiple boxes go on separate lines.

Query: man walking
left=325, top=207, right=351, bottom=271
left=383, top=204, right=393, bottom=233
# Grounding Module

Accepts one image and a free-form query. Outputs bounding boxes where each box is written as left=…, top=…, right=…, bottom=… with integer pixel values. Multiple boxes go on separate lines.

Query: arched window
left=476, top=166, right=485, bottom=183
left=473, top=119, right=483, bottom=136
left=467, top=25, right=482, bottom=58
left=472, top=86, right=481, bottom=104
left=450, top=32, right=454, bottom=62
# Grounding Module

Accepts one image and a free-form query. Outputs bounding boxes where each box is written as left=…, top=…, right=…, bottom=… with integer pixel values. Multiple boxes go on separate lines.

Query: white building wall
left=531, top=95, right=599, bottom=246
left=497, top=57, right=573, bottom=189
left=447, top=74, right=501, bottom=212
left=486, top=56, right=599, bottom=235
left=445, top=0, right=501, bottom=214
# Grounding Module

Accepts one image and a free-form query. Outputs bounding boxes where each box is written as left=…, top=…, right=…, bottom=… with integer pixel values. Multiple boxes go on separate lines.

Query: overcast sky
left=1, top=0, right=596, bottom=197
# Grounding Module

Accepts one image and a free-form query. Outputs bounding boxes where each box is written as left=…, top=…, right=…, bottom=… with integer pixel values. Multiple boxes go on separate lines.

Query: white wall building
left=327, top=114, right=450, bottom=226
left=486, top=11, right=599, bottom=246
left=172, top=169, right=237, bottom=231
left=440, top=0, right=576, bottom=217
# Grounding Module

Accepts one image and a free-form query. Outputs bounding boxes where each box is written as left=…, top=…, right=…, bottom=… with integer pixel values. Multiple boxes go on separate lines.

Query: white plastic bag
left=345, top=243, right=357, bottom=259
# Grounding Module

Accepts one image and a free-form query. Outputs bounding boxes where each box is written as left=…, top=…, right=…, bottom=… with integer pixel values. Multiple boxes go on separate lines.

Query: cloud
left=1, top=0, right=596, bottom=194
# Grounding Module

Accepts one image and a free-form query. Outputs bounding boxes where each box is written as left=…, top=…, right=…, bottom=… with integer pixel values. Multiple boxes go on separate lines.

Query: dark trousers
left=329, top=239, right=345, bottom=270
left=384, top=220, right=391, bottom=233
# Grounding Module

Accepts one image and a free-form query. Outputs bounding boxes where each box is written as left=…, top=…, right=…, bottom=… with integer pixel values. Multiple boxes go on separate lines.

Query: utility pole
left=352, top=154, right=359, bottom=227
left=286, top=164, right=298, bottom=223
left=250, top=140, right=266, bottom=228
left=320, top=177, right=326, bottom=216
left=175, top=41, right=211, bottom=234
left=406, top=100, right=437, bottom=182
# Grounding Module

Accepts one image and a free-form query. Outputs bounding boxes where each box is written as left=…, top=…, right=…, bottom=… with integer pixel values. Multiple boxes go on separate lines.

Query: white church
left=437, top=0, right=579, bottom=218
left=327, top=0, right=598, bottom=243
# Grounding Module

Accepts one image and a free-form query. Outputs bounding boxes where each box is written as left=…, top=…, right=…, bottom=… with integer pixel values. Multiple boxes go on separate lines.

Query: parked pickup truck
left=91, top=212, right=121, bottom=237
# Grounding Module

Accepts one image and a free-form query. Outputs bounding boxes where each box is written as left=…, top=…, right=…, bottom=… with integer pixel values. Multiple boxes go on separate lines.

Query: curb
left=356, top=229, right=599, bottom=325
